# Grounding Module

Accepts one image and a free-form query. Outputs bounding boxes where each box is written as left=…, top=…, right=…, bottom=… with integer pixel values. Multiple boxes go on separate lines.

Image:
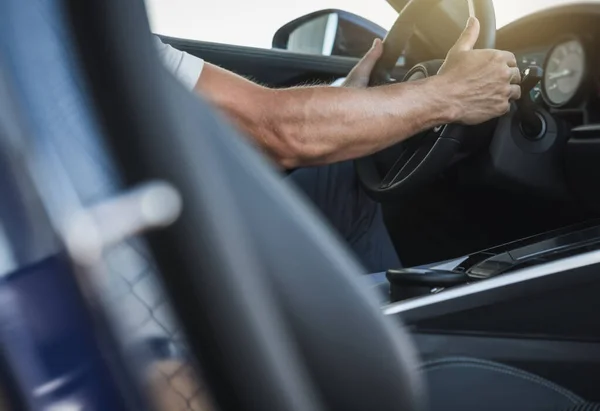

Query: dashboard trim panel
left=383, top=248, right=600, bottom=321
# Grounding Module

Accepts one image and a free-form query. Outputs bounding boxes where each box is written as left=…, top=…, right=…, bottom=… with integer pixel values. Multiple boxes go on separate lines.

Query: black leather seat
left=2, top=0, right=596, bottom=409
left=423, top=357, right=594, bottom=411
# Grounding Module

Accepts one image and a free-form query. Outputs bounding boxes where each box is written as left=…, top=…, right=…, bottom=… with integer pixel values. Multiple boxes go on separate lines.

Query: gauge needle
left=547, top=69, right=574, bottom=81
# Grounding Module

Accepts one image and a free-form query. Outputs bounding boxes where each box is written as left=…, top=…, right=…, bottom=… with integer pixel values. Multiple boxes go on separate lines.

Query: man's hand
left=437, top=17, right=521, bottom=125
left=342, top=39, right=383, bottom=88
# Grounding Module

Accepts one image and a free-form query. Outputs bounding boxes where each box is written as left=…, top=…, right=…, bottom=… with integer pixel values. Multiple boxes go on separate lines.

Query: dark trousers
left=288, top=161, right=400, bottom=273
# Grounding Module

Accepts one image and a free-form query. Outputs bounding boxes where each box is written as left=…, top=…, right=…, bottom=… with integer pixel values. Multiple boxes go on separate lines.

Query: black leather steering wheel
left=355, top=0, right=496, bottom=201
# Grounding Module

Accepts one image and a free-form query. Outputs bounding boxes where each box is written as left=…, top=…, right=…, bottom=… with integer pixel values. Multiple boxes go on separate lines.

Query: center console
left=382, top=221, right=600, bottom=402
left=387, top=220, right=600, bottom=303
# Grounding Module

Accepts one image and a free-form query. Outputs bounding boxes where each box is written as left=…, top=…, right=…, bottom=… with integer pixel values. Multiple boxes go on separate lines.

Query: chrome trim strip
left=383, top=249, right=600, bottom=316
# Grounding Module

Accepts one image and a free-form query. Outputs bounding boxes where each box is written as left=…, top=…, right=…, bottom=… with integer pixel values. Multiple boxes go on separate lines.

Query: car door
left=148, top=0, right=405, bottom=88
left=160, top=35, right=368, bottom=87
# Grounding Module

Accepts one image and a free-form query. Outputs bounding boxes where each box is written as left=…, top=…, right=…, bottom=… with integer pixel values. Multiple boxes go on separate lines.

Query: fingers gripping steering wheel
left=355, top=0, right=495, bottom=202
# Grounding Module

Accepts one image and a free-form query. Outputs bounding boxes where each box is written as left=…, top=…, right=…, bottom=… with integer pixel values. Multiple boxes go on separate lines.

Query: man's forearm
left=197, top=63, right=457, bottom=168
left=262, top=77, right=458, bottom=167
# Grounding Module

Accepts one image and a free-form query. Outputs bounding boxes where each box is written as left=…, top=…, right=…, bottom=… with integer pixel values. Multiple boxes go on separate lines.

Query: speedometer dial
left=542, top=39, right=586, bottom=107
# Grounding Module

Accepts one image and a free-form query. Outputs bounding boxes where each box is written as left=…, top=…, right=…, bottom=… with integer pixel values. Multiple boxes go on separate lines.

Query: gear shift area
left=386, top=222, right=600, bottom=303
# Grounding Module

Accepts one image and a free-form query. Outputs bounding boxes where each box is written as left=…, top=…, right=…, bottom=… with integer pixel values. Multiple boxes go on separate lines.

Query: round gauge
left=542, top=39, right=587, bottom=107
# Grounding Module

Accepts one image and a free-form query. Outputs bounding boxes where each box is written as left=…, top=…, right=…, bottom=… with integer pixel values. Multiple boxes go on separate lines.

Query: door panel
left=160, top=35, right=408, bottom=87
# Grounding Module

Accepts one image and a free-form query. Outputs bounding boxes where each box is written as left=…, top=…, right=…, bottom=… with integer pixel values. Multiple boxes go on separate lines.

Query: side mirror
left=272, top=9, right=387, bottom=59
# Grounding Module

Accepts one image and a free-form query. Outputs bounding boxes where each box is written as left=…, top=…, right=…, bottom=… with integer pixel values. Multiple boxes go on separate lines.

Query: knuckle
left=514, top=70, right=522, bottom=83
left=493, top=66, right=504, bottom=79
left=514, top=87, right=522, bottom=100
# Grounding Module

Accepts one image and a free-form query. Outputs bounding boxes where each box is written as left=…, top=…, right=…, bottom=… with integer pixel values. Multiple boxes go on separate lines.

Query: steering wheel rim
left=356, top=0, right=496, bottom=202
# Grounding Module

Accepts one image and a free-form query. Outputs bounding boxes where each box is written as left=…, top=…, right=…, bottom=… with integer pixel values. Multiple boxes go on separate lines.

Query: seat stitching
left=422, top=357, right=583, bottom=404
left=425, top=362, right=581, bottom=403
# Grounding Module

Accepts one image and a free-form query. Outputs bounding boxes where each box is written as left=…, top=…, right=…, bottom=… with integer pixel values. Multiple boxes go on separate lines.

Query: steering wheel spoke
left=380, top=148, right=413, bottom=188
left=380, top=129, right=440, bottom=188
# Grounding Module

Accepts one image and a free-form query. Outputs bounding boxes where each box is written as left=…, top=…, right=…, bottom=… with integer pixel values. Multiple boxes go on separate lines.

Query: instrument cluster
left=518, top=37, right=590, bottom=109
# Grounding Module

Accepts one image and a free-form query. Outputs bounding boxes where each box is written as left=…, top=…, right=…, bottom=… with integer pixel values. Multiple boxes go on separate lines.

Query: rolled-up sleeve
left=154, top=36, right=204, bottom=90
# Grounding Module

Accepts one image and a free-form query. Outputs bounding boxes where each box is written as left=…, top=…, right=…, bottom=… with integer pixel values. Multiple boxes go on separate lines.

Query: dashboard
left=516, top=39, right=590, bottom=108
left=498, top=5, right=600, bottom=127
left=493, top=4, right=600, bottom=212
left=388, top=3, right=600, bottom=264
left=406, top=3, right=600, bottom=212
left=412, top=2, right=600, bottom=125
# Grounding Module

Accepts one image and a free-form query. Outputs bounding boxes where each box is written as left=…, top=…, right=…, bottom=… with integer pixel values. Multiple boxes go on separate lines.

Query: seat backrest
left=2, top=0, right=426, bottom=409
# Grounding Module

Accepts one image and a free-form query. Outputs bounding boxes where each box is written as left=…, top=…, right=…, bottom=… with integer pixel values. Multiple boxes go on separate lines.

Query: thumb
left=453, top=17, right=480, bottom=51
left=354, top=38, right=383, bottom=75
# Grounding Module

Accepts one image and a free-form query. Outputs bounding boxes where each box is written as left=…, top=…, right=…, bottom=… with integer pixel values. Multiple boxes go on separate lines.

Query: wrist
left=425, top=75, right=463, bottom=124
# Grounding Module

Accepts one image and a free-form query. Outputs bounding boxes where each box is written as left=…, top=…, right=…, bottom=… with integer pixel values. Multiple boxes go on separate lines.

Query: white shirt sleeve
left=154, top=36, right=205, bottom=90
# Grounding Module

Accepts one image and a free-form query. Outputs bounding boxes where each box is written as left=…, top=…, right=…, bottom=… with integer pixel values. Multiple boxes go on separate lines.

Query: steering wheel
left=355, top=0, right=496, bottom=201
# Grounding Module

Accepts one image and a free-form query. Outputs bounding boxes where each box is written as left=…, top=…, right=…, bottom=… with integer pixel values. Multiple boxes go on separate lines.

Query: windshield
left=146, top=0, right=594, bottom=50
left=493, top=0, right=596, bottom=27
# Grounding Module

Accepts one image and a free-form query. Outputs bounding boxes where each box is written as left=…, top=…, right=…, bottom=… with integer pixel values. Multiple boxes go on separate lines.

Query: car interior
left=2, top=0, right=600, bottom=410
left=163, top=1, right=600, bottom=268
